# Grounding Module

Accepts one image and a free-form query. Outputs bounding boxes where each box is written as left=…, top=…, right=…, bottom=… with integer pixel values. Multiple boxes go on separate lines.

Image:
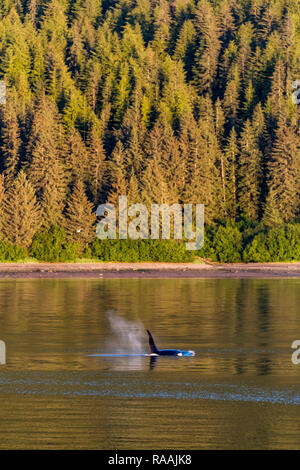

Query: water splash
left=105, top=310, right=146, bottom=355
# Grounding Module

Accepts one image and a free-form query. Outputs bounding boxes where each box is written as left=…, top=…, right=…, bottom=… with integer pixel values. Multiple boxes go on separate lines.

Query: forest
left=0, top=0, right=299, bottom=262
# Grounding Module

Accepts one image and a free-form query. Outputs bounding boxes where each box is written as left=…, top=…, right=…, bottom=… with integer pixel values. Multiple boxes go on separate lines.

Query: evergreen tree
left=238, top=119, right=263, bottom=220
left=0, top=101, right=21, bottom=185
left=86, top=125, right=106, bottom=203
left=106, top=141, right=128, bottom=205
left=2, top=170, right=41, bottom=247
left=64, top=180, right=96, bottom=252
left=224, top=127, right=238, bottom=219
left=265, top=121, right=300, bottom=222
left=0, top=174, right=5, bottom=234
left=26, top=96, right=68, bottom=226
left=66, top=128, right=89, bottom=184
left=193, top=0, right=221, bottom=94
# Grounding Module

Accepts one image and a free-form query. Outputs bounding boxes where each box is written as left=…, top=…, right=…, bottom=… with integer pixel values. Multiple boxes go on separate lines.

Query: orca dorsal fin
left=146, top=330, right=159, bottom=354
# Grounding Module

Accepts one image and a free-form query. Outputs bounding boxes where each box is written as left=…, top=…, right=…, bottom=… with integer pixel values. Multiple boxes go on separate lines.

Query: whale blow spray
left=106, top=310, right=145, bottom=354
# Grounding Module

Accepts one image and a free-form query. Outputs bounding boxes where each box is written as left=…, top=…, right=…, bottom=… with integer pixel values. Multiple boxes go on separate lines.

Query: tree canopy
left=0, top=0, right=299, bottom=251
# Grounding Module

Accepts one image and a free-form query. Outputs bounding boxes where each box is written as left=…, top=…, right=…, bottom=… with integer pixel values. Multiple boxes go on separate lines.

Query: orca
left=146, top=330, right=195, bottom=357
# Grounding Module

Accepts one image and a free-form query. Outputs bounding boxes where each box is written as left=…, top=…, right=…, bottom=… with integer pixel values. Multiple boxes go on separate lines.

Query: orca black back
left=146, top=330, right=195, bottom=357
left=146, top=330, right=159, bottom=354
left=146, top=330, right=182, bottom=356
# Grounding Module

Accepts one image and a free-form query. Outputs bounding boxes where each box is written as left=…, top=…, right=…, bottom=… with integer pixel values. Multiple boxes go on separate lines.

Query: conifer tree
left=106, top=141, right=128, bottom=205
left=265, top=121, right=300, bottom=222
left=265, top=59, right=287, bottom=129
left=152, top=0, right=171, bottom=53
left=0, top=174, right=5, bottom=235
left=174, top=20, right=196, bottom=79
left=238, top=119, right=263, bottom=220
left=64, top=181, right=96, bottom=252
left=2, top=171, right=41, bottom=247
left=66, top=128, right=89, bottom=184
left=86, top=126, right=106, bottom=204
left=26, top=96, right=68, bottom=226
left=40, top=159, right=67, bottom=229
left=224, top=127, right=238, bottom=219
left=183, top=120, right=222, bottom=222
left=0, top=102, right=21, bottom=185
left=142, top=119, right=185, bottom=204
left=127, top=168, right=140, bottom=205
left=223, top=64, right=240, bottom=128
left=193, top=0, right=221, bottom=94
left=26, top=96, right=66, bottom=191
left=141, top=153, right=170, bottom=205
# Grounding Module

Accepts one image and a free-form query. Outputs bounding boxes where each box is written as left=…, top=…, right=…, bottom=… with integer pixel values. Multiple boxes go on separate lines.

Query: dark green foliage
left=198, top=221, right=300, bottom=263
left=90, top=239, right=194, bottom=262
left=243, top=225, right=300, bottom=262
left=198, top=221, right=243, bottom=262
left=209, top=224, right=243, bottom=263
left=0, top=241, right=27, bottom=261
left=30, top=226, right=79, bottom=262
left=0, top=221, right=299, bottom=262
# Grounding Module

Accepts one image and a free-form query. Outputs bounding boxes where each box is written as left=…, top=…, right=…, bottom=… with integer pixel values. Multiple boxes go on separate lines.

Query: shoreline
left=0, top=262, right=299, bottom=278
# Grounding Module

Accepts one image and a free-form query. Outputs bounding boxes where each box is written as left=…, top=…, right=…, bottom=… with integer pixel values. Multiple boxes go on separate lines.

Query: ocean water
left=0, top=278, right=299, bottom=449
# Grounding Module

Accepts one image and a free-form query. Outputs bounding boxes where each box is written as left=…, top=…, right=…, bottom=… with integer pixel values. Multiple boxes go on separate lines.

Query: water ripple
left=0, top=373, right=299, bottom=405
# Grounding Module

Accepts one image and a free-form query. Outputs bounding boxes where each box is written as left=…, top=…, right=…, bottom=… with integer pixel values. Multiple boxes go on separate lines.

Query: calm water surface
left=0, top=278, right=299, bottom=449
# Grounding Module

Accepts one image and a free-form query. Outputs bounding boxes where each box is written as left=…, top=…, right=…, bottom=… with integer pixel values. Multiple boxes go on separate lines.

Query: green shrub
left=0, top=221, right=298, bottom=264
left=242, top=233, right=271, bottom=262
left=212, top=224, right=243, bottom=262
left=0, top=241, right=27, bottom=261
left=198, top=221, right=243, bottom=262
left=243, top=224, right=300, bottom=262
left=30, top=226, right=79, bottom=262
left=90, top=239, right=193, bottom=262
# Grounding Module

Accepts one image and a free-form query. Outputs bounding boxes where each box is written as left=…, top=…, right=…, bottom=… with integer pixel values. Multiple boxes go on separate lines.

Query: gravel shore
left=0, top=262, right=299, bottom=278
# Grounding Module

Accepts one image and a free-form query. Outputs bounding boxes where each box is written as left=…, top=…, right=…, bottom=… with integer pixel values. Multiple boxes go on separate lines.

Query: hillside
left=0, top=0, right=299, bottom=261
